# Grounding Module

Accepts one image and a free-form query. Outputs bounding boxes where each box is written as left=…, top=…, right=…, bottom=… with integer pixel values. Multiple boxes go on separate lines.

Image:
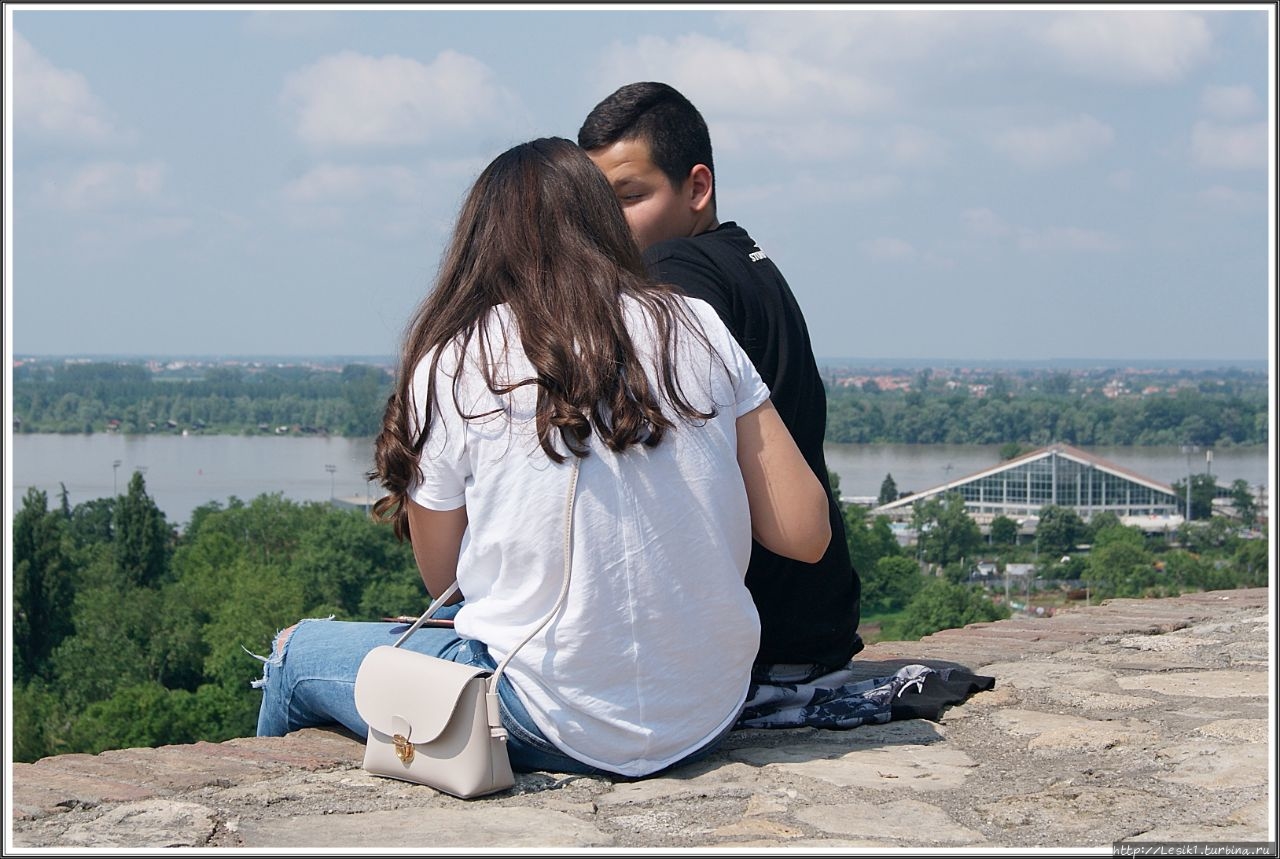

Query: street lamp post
left=1180, top=444, right=1198, bottom=523
left=325, top=464, right=336, bottom=501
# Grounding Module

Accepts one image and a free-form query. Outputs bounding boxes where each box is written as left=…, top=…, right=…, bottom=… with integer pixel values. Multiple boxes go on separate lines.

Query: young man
left=579, top=82, right=863, bottom=681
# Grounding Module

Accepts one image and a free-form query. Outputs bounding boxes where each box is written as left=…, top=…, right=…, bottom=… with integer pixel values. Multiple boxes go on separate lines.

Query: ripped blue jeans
left=251, top=604, right=731, bottom=777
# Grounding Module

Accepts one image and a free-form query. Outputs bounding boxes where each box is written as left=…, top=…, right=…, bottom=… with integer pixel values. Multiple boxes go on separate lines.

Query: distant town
left=14, top=352, right=1269, bottom=394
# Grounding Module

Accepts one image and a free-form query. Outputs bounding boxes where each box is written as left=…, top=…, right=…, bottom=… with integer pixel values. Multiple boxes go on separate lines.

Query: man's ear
left=687, top=164, right=714, bottom=214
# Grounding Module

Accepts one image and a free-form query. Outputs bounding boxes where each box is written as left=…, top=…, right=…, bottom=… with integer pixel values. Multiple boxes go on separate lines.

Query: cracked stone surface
left=8, top=589, right=1271, bottom=851
left=1116, top=670, right=1268, bottom=698
left=796, top=798, right=986, bottom=843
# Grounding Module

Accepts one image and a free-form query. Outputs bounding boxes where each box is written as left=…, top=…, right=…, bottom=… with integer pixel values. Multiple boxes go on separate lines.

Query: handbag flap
left=354, top=645, right=492, bottom=744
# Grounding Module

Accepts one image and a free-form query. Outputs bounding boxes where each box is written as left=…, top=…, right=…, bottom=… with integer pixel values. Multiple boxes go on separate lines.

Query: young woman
left=253, top=137, right=830, bottom=778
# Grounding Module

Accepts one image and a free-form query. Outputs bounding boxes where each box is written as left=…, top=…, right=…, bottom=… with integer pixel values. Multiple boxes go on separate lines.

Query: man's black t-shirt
left=644, top=222, right=863, bottom=670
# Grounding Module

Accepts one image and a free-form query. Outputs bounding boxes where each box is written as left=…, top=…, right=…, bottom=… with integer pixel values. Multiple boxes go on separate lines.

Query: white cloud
left=281, top=50, right=523, bottom=147
left=244, top=11, right=341, bottom=38
left=883, top=125, right=947, bottom=168
left=727, top=10, right=984, bottom=68
left=962, top=207, right=1011, bottom=239
left=1198, top=185, right=1263, bottom=212
left=1018, top=226, right=1121, bottom=253
left=283, top=164, right=420, bottom=204
left=714, top=118, right=862, bottom=161
left=1107, top=170, right=1135, bottom=192
left=1039, top=11, right=1211, bottom=84
left=12, top=31, right=125, bottom=145
left=861, top=237, right=915, bottom=261
left=1191, top=121, right=1268, bottom=170
left=598, top=33, right=890, bottom=121
left=278, top=156, right=487, bottom=234
left=68, top=216, right=194, bottom=257
left=282, top=204, right=346, bottom=231
left=961, top=208, right=1119, bottom=253
left=40, top=161, right=168, bottom=211
left=990, top=114, right=1114, bottom=169
left=1200, top=85, right=1260, bottom=119
left=728, top=173, right=900, bottom=208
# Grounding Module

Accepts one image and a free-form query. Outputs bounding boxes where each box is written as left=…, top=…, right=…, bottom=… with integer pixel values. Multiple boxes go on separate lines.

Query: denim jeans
left=251, top=604, right=732, bottom=777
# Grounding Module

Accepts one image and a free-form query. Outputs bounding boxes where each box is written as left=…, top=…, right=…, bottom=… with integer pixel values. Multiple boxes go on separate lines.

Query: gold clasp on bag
left=393, top=733, right=414, bottom=764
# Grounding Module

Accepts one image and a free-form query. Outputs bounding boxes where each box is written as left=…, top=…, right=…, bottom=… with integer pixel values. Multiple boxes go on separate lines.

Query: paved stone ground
left=7, top=587, right=1274, bottom=851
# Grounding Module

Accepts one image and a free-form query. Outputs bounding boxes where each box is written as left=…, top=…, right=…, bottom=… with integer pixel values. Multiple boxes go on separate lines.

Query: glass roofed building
left=874, top=443, right=1183, bottom=523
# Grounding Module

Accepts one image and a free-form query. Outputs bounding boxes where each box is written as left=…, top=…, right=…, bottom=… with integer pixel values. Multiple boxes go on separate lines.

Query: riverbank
left=12, top=433, right=1271, bottom=530
left=9, top=587, right=1272, bottom=850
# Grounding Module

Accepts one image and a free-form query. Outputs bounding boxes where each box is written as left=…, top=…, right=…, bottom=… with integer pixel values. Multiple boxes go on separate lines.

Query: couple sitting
left=253, top=83, right=865, bottom=779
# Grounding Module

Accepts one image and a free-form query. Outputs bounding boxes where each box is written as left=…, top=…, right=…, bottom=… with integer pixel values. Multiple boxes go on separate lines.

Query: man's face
left=586, top=138, right=698, bottom=252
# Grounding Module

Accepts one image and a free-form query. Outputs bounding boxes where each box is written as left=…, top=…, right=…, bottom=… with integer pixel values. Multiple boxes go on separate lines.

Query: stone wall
left=8, top=588, right=1273, bottom=850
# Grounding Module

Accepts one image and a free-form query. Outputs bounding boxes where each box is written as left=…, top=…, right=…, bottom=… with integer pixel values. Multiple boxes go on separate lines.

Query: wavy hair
left=370, top=137, right=719, bottom=540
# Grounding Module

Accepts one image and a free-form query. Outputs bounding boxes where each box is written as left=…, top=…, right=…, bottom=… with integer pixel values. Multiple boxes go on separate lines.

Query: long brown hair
left=371, top=137, right=718, bottom=539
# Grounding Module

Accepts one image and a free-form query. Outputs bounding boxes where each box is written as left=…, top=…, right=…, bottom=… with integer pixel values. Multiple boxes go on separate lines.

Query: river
left=8, top=433, right=1271, bottom=528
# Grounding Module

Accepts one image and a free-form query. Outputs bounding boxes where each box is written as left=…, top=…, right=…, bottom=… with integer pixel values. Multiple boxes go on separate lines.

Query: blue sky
left=5, top=4, right=1274, bottom=363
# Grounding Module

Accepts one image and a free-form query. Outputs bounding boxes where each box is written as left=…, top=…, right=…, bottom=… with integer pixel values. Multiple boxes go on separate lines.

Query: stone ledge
left=7, top=587, right=1273, bottom=850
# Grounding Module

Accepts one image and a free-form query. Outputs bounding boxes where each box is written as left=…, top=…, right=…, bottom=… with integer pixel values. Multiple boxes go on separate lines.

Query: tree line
left=825, top=384, right=1267, bottom=447
left=13, top=361, right=1267, bottom=448
left=12, top=362, right=392, bottom=437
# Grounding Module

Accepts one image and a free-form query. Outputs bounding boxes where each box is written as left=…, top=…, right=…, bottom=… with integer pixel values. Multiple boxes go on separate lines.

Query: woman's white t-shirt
left=407, top=295, right=768, bottom=776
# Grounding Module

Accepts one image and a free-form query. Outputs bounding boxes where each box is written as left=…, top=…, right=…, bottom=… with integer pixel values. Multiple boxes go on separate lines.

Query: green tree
left=51, top=583, right=160, bottom=712
left=1041, top=372, right=1072, bottom=395
left=68, top=497, right=116, bottom=548
left=12, top=678, right=72, bottom=762
left=114, top=471, right=171, bottom=587
left=998, top=442, right=1025, bottom=461
left=862, top=555, right=924, bottom=614
left=1233, top=538, right=1268, bottom=587
left=989, top=515, right=1018, bottom=547
left=1170, top=474, right=1218, bottom=522
left=1085, top=511, right=1122, bottom=542
left=889, top=579, right=1010, bottom=640
left=1177, top=516, right=1237, bottom=554
left=878, top=473, right=899, bottom=506
left=913, top=493, right=981, bottom=567
left=66, top=682, right=203, bottom=755
left=1160, top=550, right=1228, bottom=592
left=340, top=363, right=392, bottom=436
left=1091, top=523, right=1146, bottom=550
left=13, top=488, right=75, bottom=682
left=1229, top=479, right=1257, bottom=527
left=843, top=504, right=880, bottom=582
left=1088, top=541, right=1157, bottom=598
left=1035, top=505, right=1084, bottom=558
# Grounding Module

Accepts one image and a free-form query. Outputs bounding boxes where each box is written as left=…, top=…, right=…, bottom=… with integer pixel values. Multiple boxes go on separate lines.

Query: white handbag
left=353, top=458, right=580, bottom=798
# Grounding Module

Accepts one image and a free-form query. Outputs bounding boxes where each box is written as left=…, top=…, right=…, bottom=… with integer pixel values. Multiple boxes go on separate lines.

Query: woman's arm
left=405, top=500, right=469, bottom=603
left=736, top=399, right=832, bottom=563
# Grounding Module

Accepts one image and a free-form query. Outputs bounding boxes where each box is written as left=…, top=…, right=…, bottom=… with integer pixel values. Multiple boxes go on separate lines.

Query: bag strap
left=391, top=456, right=582, bottom=688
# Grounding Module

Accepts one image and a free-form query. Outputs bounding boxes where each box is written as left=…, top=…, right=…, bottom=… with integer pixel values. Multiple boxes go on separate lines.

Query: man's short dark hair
left=578, top=82, right=715, bottom=193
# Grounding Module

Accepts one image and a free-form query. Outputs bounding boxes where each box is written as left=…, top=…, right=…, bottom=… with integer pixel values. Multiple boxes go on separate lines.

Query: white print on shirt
left=748, top=250, right=768, bottom=262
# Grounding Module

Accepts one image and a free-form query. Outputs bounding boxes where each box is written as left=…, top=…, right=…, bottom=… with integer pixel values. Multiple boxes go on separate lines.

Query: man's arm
left=736, top=399, right=831, bottom=563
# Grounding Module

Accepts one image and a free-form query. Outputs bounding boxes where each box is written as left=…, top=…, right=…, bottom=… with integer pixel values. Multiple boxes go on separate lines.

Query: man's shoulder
left=643, top=222, right=752, bottom=268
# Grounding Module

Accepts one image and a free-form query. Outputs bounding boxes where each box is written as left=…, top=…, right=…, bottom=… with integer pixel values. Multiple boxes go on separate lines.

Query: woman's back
left=408, top=295, right=767, bottom=775
left=256, top=138, right=828, bottom=784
